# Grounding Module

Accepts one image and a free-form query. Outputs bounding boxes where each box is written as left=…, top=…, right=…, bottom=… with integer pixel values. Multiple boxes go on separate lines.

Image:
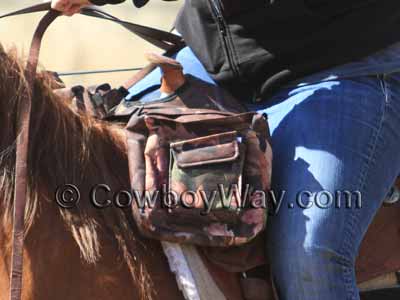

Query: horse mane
left=0, top=45, right=153, bottom=299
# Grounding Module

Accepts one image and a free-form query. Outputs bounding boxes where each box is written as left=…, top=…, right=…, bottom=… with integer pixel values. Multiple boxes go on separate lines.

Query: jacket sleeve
left=89, top=0, right=126, bottom=6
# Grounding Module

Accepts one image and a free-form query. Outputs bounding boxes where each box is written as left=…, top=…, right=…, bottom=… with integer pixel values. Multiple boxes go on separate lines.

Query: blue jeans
left=127, top=47, right=400, bottom=299
left=251, top=75, right=400, bottom=300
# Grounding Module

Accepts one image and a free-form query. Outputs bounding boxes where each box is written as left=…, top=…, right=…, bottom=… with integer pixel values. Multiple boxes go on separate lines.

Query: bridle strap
left=0, top=1, right=185, bottom=51
left=0, top=2, right=53, bottom=19
left=9, top=10, right=61, bottom=300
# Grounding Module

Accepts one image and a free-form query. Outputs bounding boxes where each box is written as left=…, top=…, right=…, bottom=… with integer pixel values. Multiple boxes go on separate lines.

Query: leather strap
left=9, top=10, right=61, bottom=300
left=0, top=2, right=185, bottom=51
left=0, top=2, right=53, bottom=18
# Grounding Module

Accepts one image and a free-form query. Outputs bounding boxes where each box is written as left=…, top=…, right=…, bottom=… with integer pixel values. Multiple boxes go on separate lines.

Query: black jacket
left=90, top=0, right=400, bottom=101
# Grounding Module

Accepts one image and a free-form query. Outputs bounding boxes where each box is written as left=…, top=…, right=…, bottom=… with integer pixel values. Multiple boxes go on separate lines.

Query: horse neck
left=28, top=86, right=130, bottom=194
left=0, top=54, right=130, bottom=231
left=19, top=87, right=184, bottom=300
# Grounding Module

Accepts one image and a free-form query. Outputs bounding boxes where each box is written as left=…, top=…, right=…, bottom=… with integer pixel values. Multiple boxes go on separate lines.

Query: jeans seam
left=379, top=74, right=391, bottom=104
left=338, top=76, right=388, bottom=299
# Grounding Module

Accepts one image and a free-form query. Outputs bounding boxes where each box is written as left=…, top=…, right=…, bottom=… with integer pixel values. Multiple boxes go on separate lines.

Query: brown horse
left=0, top=45, right=399, bottom=300
left=0, top=45, right=187, bottom=300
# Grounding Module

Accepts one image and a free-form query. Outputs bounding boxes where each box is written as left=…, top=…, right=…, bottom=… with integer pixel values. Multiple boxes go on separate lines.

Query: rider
left=52, top=0, right=400, bottom=299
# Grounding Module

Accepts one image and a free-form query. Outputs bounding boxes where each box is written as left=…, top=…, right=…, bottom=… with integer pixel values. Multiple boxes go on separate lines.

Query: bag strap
left=0, top=1, right=185, bottom=51
left=9, top=10, right=61, bottom=300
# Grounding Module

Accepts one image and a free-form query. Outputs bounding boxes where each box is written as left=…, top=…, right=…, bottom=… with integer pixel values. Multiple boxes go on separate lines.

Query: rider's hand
left=51, top=0, right=91, bottom=16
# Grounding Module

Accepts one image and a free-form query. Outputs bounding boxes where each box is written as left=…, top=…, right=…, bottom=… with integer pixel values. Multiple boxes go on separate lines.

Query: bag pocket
left=169, top=131, right=246, bottom=213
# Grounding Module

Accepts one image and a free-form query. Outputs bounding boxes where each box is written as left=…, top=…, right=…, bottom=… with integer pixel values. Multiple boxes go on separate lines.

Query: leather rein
left=0, top=3, right=184, bottom=300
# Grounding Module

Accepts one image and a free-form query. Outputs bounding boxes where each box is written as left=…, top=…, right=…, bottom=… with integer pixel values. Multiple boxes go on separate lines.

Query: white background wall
left=0, top=0, right=181, bottom=87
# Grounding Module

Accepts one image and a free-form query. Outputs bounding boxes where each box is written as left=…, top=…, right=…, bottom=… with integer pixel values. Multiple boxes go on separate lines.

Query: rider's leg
left=250, top=74, right=400, bottom=300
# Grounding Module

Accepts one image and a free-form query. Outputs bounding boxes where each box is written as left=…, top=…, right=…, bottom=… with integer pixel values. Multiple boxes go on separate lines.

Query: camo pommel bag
left=124, top=73, right=272, bottom=247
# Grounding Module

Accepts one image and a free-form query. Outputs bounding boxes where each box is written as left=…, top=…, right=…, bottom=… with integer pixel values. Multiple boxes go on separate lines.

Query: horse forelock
left=0, top=47, right=154, bottom=299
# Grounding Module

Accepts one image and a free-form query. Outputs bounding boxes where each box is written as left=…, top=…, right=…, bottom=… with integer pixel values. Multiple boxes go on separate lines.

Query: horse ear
left=145, top=52, right=185, bottom=94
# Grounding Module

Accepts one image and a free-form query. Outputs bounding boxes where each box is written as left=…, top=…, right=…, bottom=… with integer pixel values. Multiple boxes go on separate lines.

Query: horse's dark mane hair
left=0, top=45, right=153, bottom=299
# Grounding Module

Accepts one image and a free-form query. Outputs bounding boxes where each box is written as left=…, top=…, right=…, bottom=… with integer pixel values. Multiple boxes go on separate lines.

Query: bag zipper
left=208, top=0, right=240, bottom=78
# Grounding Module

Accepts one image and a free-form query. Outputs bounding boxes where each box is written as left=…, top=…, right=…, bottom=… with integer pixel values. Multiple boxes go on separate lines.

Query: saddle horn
left=145, top=52, right=186, bottom=95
